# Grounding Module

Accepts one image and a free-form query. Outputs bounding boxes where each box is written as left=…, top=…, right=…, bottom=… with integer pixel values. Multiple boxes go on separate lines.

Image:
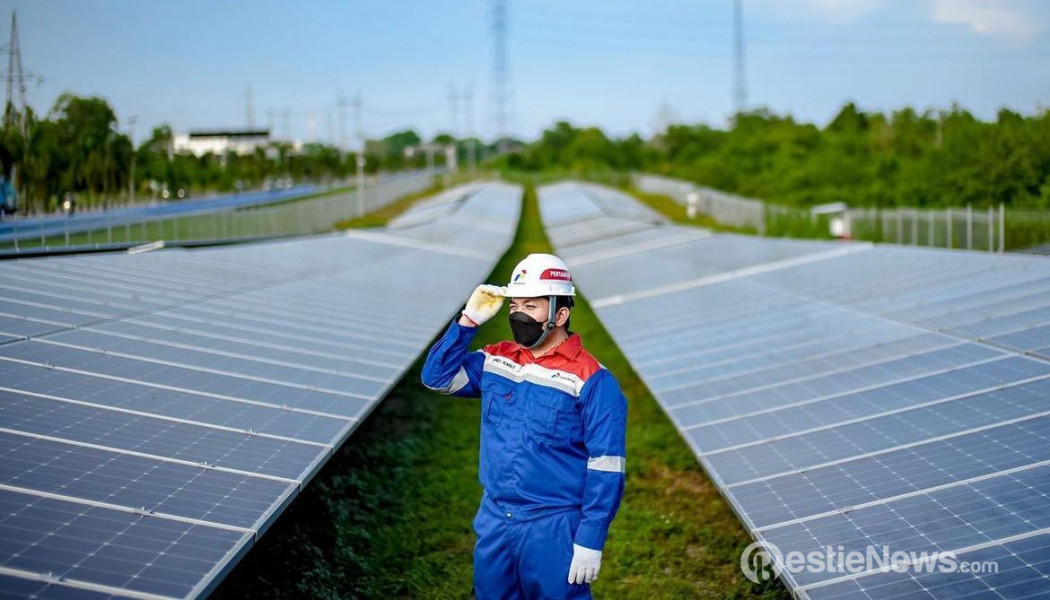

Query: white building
left=173, top=129, right=271, bottom=157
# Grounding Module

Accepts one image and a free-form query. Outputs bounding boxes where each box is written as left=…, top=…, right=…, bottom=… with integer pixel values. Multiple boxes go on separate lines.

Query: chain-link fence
left=1, top=172, right=434, bottom=254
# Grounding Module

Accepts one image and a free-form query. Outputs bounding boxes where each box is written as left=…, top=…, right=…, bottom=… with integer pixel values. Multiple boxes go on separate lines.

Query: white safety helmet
left=505, top=253, right=576, bottom=298
left=505, top=254, right=575, bottom=349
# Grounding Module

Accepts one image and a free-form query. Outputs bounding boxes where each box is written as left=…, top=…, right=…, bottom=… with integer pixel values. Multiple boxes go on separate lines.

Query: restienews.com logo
left=740, top=541, right=999, bottom=584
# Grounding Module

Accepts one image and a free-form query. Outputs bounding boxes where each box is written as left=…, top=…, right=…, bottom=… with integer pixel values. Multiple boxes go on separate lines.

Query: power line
left=513, top=22, right=988, bottom=50
left=513, top=35, right=728, bottom=58
left=361, top=103, right=443, bottom=118
left=514, top=33, right=1043, bottom=62
left=516, top=7, right=949, bottom=34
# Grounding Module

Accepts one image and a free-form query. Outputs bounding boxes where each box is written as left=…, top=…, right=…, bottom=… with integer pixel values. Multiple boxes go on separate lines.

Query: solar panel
left=0, top=182, right=521, bottom=599
left=539, top=182, right=1050, bottom=599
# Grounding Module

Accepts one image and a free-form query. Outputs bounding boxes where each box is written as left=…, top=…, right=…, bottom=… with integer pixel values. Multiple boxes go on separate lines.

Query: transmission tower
left=733, top=0, right=748, bottom=116
left=490, top=0, right=511, bottom=154
left=2, top=10, right=42, bottom=135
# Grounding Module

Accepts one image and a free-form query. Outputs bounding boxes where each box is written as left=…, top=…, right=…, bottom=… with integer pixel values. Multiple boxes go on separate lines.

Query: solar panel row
left=0, top=183, right=522, bottom=599
left=539, top=182, right=1050, bottom=599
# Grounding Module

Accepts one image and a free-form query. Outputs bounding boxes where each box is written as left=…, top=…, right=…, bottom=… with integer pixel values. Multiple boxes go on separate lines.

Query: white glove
left=461, top=284, right=507, bottom=326
left=567, top=544, right=602, bottom=585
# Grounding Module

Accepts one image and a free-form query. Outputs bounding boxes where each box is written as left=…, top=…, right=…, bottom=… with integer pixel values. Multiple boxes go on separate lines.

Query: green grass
left=210, top=184, right=790, bottom=599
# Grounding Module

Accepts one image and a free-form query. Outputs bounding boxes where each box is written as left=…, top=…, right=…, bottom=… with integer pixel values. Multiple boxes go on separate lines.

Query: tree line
left=4, top=94, right=1048, bottom=214
left=498, top=104, right=1050, bottom=210
left=0, top=93, right=494, bottom=215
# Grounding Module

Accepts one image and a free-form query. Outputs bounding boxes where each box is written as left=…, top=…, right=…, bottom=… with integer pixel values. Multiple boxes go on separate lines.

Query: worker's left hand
left=567, top=544, right=602, bottom=584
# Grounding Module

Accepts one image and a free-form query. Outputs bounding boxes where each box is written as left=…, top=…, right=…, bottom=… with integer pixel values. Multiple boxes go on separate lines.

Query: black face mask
left=509, top=311, right=547, bottom=348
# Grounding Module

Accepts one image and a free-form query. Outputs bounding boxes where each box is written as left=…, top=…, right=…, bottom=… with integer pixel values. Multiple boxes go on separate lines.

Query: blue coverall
left=422, top=320, right=627, bottom=599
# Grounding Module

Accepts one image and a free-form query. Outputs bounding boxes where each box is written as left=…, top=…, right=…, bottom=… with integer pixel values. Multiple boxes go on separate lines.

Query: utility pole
left=336, top=93, right=349, bottom=151
left=464, top=84, right=476, bottom=172
left=281, top=109, right=290, bottom=142
left=490, top=0, right=511, bottom=154
left=352, top=93, right=364, bottom=216
left=128, top=115, right=138, bottom=205
left=447, top=83, right=459, bottom=136
left=448, top=83, right=460, bottom=176
left=245, top=85, right=254, bottom=130
left=733, top=0, right=748, bottom=117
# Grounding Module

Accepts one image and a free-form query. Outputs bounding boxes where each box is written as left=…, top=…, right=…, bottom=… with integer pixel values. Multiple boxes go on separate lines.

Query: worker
left=422, top=253, right=627, bottom=599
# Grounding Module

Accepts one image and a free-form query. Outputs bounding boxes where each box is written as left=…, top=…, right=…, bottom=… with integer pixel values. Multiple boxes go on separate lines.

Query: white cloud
left=930, top=0, right=1038, bottom=39
left=752, top=0, right=1040, bottom=38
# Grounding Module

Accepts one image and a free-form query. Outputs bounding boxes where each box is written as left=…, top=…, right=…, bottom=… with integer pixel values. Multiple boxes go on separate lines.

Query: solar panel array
left=539, top=182, right=1050, bottom=600
left=0, top=182, right=521, bottom=600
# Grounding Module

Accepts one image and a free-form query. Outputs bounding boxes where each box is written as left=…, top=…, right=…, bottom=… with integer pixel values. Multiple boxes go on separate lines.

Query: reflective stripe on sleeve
left=425, top=366, right=471, bottom=394
left=446, top=367, right=471, bottom=393
left=587, top=455, right=626, bottom=473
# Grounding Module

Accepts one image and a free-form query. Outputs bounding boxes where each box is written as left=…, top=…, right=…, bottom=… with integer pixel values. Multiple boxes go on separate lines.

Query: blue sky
left=8, top=0, right=1050, bottom=144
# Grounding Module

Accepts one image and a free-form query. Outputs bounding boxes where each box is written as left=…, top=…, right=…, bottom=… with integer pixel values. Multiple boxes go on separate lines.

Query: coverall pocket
left=481, top=378, right=511, bottom=427
left=529, top=393, right=575, bottom=444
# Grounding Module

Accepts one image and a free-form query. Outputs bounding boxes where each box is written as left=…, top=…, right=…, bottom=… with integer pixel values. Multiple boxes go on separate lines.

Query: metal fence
left=1, top=172, right=434, bottom=254
left=633, top=173, right=1050, bottom=252
left=848, top=206, right=1004, bottom=252
left=632, top=173, right=767, bottom=233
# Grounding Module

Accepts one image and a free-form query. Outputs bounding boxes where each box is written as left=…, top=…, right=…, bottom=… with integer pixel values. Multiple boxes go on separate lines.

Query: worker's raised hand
left=567, top=544, right=602, bottom=584
left=461, top=284, right=507, bottom=327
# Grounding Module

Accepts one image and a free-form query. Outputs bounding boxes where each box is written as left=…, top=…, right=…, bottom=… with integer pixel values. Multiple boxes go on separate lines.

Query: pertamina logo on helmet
left=540, top=269, right=570, bottom=281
